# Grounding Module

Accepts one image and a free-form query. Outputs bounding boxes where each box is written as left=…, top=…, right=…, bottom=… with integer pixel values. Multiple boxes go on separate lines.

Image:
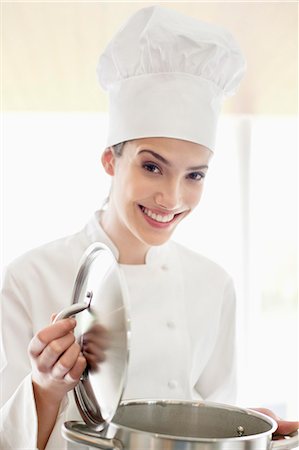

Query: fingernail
left=69, top=318, right=76, bottom=326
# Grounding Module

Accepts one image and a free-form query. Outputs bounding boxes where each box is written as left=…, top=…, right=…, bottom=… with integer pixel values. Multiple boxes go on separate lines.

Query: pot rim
left=108, top=399, right=278, bottom=443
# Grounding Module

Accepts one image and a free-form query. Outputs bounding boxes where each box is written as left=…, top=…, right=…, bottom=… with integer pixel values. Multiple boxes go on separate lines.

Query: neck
left=100, top=209, right=150, bottom=265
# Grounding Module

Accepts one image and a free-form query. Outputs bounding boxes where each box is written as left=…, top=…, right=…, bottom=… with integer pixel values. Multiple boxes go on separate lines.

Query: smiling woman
left=1, top=4, right=298, bottom=450
left=100, top=138, right=212, bottom=261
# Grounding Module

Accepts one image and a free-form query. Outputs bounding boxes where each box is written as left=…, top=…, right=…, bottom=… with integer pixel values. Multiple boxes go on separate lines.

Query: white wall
left=1, top=112, right=297, bottom=418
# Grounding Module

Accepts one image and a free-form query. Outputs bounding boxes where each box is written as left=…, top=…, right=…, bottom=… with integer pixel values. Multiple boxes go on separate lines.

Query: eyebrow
left=137, top=149, right=209, bottom=171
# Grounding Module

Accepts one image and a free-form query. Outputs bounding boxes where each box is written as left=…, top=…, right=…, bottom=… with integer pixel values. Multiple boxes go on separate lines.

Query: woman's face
left=102, top=137, right=212, bottom=249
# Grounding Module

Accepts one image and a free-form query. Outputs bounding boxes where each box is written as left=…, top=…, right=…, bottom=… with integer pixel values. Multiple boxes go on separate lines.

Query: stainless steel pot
left=62, top=400, right=298, bottom=450
left=55, top=243, right=298, bottom=450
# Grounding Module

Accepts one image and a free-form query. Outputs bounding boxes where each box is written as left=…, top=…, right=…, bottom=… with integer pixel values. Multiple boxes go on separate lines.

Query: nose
left=154, top=178, right=182, bottom=210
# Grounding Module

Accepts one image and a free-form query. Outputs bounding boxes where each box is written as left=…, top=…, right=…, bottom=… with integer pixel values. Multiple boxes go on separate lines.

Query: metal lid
left=71, top=243, right=130, bottom=429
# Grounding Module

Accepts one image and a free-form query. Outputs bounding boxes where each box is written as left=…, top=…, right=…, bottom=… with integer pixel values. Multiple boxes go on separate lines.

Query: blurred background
left=1, top=1, right=298, bottom=418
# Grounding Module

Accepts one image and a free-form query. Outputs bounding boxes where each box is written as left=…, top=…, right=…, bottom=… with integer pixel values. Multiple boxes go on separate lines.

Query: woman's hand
left=28, top=316, right=88, bottom=450
left=82, top=323, right=109, bottom=372
left=28, top=317, right=87, bottom=403
left=251, top=408, right=299, bottom=439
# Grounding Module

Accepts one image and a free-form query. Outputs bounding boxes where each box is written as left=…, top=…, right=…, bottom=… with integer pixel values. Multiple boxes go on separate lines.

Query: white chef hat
left=97, top=5, right=246, bottom=151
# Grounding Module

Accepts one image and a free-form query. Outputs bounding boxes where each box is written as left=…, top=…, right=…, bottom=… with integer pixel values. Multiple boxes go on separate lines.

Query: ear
left=101, top=147, right=115, bottom=176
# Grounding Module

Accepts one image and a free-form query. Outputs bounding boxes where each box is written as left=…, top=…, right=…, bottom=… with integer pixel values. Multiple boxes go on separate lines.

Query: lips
left=139, top=205, right=180, bottom=224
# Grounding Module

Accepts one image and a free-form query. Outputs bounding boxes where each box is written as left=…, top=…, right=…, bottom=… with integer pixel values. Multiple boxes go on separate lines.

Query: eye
left=187, top=171, right=205, bottom=181
left=142, top=162, right=162, bottom=174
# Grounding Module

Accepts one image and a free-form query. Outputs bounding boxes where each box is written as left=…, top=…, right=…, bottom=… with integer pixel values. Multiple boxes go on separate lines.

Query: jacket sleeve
left=0, top=265, right=69, bottom=450
left=193, top=277, right=237, bottom=404
left=0, top=264, right=39, bottom=448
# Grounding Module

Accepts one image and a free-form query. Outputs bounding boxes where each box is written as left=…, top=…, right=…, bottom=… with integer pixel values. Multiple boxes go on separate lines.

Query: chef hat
left=97, top=5, right=246, bottom=151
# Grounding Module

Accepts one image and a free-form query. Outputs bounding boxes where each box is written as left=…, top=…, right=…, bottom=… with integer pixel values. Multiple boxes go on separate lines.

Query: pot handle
left=271, top=431, right=299, bottom=450
left=62, top=421, right=123, bottom=450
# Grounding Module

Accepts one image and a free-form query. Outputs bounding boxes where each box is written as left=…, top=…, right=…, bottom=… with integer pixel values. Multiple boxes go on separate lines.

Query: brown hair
left=112, top=142, right=127, bottom=157
left=102, top=142, right=127, bottom=208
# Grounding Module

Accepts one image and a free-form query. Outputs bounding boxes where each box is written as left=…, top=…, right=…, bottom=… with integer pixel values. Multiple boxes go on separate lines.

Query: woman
left=1, top=5, right=298, bottom=450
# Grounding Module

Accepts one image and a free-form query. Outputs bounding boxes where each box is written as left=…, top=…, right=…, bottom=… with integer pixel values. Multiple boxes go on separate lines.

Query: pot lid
left=71, top=243, right=130, bottom=429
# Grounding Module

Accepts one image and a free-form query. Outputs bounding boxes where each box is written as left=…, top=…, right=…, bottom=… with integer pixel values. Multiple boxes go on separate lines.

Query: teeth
left=142, top=207, right=175, bottom=223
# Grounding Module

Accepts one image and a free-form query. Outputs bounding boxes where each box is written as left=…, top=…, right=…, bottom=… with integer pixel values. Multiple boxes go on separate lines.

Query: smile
left=139, top=206, right=177, bottom=223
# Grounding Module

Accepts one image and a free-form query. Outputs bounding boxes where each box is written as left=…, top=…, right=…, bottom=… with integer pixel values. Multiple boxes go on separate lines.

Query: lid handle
left=53, top=302, right=90, bottom=322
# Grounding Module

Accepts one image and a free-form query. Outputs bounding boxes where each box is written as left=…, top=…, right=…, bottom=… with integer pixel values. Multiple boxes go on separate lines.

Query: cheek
left=185, top=184, right=204, bottom=207
left=113, top=165, right=135, bottom=196
left=113, top=170, right=147, bottom=205
left=124, top=169, right=155, bottom=200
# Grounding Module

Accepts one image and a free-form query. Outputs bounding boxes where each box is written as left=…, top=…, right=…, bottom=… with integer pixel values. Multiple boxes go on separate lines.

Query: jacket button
left=161, top=264, right=169, bottom=271
left=166, top=321, right=175, bottom=329
left=168, top=380, right=178, bottom=390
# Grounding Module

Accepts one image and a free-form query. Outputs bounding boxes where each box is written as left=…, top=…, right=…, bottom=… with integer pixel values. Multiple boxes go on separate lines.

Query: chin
left=140, top=230, right=174, bottom=247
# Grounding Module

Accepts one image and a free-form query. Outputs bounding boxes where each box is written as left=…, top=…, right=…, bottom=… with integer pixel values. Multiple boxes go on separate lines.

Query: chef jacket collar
left=85, top=210, right=168, bottom=266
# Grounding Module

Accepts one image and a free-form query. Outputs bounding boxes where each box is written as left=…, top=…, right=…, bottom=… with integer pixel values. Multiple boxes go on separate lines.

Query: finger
left=275, top=420, right=299, bottom=437
left=52, top=342, right=81, bottom=380
left=82, top=325, right=110, bottom=352
left=84, top=354, right=100, bottom=372
left=83, top=342, right=106, bottom=361
left=29, top=318, right=76, bottom=357
left=84, top=349, right=106, bottom=365
left=65, top=353, right=87, bottom=383
left=83, top=331, right=110, bottom=348
left=83, top=335, right=110, bottom=351
left=36, top=332, right=76, bottom=372
left=84, top=353, right=105, bottom=373
left=50, top=313, right=57, bottom=323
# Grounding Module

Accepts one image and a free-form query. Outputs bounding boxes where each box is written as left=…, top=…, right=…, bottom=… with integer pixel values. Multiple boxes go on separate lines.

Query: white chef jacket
left=0, top=211, right=236, bottom=450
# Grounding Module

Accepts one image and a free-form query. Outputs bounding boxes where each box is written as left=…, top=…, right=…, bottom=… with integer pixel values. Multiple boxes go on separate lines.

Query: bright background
left=1, top=1, right=298, bottom=419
